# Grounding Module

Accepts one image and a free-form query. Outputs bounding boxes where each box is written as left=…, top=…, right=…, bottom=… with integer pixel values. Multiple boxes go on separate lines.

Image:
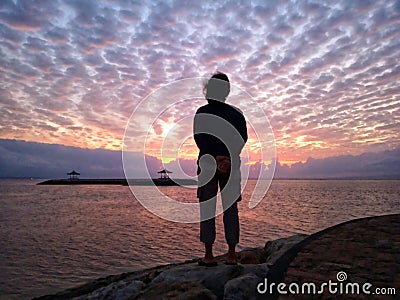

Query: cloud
left=1, top=139, right=399, bottom=180
left=0, top=0, right=52, bottom=31
left=0, top=0, right=398, bottom=165
left=274, top=148, right=400, bottom=179
left=0, top=138, right=160, bottom=179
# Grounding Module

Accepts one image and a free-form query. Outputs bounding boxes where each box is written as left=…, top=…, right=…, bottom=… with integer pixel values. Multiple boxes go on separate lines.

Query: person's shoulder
left=226, top=103, right=244, bottom=116
left=196, top=102, right=243, bottom=117
left=196, top=103, right=211, bottom=114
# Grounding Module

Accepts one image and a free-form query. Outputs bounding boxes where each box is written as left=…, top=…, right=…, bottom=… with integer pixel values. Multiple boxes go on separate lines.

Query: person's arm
left=232, top=106, right=248, bottom=147
left=239, top=115, right=248, bottom=145
left=194, top=111, right=220, bottom=157
left=233, top=113, right=247, bottom=154
left=193, top=112, right=207, bottom=152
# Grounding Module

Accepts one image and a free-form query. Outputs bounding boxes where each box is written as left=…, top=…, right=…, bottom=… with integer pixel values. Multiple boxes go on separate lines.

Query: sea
left=1, top=179, right=399, bottom=299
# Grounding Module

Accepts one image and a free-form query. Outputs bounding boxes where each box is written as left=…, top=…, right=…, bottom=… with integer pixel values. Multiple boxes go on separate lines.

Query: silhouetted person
left=194, top=72, right=247, bottom=266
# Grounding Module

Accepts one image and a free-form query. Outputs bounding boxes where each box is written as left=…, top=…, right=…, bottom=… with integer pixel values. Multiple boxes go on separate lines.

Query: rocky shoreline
left=32, top=214, right=400, bottom=299
left=34, top=234, right=307, bottom=300
left=31, top=214, right=400, bottom=300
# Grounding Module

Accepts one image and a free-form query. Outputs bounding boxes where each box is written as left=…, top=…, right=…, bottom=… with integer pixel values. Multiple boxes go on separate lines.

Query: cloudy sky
left=1, top=0, right=399, bottom=169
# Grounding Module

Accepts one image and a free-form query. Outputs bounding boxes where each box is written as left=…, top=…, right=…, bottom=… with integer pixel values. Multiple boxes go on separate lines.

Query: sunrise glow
left=0, top=0, right=399, bottom=171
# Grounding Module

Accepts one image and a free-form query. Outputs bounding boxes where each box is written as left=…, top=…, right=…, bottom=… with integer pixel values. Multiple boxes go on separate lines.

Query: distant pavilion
left=67, top=170, right=80, bottom=180
left=157, top=169, right=172, bottom=179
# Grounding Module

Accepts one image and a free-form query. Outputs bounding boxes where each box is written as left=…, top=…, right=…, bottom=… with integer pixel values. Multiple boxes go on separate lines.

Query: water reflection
left=0, top=179, right=399, bottom=299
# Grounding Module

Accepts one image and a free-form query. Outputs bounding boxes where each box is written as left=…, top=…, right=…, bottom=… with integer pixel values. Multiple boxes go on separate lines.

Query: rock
left=148, top=263, right=244, bottom=299
left=240, top=264, right=269, bottom=279
left=36, top=235, right=309, bottom=300
left=264, top=234, right=307, bottom=265
left=237, top=248, right=266, bottom=264
left=72, top=279, right=144, bottom=300
left=223, top=273, right=263, bottom=300
left=134, top=281, right=217, bottom=300
left=146, top=261, right=270, bottom=299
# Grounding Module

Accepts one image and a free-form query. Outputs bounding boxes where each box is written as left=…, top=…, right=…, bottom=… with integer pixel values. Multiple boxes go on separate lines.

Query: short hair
left=204, top=72, right=230, bottom=102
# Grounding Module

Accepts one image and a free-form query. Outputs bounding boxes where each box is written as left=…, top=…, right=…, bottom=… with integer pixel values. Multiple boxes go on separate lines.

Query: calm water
left=1, top=179, right=399, bottom=299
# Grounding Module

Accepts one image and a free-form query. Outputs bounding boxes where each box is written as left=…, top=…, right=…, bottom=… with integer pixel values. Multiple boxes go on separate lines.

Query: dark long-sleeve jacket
left=193, top=100, right=248, bottom=165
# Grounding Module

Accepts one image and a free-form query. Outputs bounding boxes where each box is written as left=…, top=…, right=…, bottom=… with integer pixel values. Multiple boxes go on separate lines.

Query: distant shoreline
left=0, top=177, right=399, bottom=181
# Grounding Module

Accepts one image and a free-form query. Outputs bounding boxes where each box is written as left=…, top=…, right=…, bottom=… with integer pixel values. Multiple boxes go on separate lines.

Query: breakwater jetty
left=37, top=178, right=197, bottom=186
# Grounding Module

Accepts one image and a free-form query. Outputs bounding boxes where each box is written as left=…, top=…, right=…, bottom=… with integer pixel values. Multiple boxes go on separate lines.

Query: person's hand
left=215, top=156, right=231, bottom=176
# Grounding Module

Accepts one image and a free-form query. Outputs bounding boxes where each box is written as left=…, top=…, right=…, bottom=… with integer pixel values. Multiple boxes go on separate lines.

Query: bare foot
left=199, top=243, right=217, bottom=266
left=202, top=256, right=216, bottom=264
left=198, top=256, right=217, bottom=267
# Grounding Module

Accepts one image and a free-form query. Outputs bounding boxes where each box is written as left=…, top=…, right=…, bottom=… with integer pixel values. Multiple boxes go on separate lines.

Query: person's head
left=203, top=72, right=230, bottom=103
